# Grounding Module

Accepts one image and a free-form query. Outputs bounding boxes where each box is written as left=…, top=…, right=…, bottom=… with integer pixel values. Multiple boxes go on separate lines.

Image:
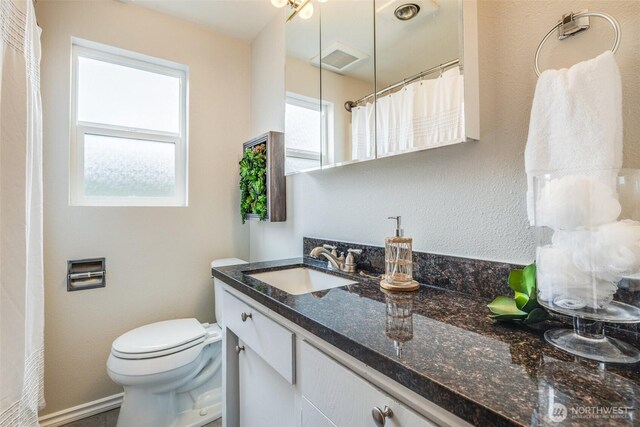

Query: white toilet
left=107, top=258, right=247, bottom=427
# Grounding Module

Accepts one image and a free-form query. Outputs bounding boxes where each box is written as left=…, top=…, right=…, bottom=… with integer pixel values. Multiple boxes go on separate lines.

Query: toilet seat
left=108, top=320, right=222, bottom=377
left=112, top=336, right=205, bottom=359
left=112, top=318, right=207, bottom=359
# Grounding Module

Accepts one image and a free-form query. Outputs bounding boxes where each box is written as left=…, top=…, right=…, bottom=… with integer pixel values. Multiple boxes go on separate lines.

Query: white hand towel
left=525, top=50, right=623, bottom=225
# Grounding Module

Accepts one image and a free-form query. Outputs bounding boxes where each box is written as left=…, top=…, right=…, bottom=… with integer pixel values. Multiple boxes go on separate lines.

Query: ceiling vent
left=311, top=42, right=369, bottom=74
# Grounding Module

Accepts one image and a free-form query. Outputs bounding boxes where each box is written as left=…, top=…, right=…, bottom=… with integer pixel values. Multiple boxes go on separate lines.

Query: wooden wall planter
left=241, top=131, right=286, bottom=222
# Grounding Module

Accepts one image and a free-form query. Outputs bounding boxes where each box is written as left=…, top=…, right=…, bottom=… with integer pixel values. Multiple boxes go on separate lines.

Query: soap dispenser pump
left=381, top=216, right=419, bottom=291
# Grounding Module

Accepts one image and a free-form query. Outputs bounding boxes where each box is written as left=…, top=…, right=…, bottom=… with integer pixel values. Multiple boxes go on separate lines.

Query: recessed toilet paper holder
left=67, top=258, right=106, bottom=291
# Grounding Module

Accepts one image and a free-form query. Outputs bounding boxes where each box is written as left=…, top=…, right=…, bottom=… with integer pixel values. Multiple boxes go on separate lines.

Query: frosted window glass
left=77, top=56, right=180, bottom=133
left=285, top=103, right=321, bottom=153
left=84, top=135, right=175, bottom=198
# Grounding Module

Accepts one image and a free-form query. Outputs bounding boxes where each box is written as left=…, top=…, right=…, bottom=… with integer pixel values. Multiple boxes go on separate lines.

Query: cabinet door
left=300, top=341, right=437, bottom=427
left=238, top=339, right=297, bottom=427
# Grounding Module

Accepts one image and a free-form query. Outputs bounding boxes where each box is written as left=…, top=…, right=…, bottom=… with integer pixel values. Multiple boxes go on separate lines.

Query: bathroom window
left=285, top=93, right=333, bottom=173
left=69, top=39, right=188, bottom=206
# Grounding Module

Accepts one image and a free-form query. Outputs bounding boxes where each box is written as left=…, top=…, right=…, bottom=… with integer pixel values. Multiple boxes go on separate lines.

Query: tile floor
left=61, top=409, right=222, bottom=427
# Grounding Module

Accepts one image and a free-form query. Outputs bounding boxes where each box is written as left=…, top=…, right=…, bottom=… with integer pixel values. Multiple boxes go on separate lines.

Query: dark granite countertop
left=212, top=258, right=640, bottom=427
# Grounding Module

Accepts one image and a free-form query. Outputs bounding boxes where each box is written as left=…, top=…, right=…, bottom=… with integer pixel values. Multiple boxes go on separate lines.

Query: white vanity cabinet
left=220, top=285, right=468, bottom=427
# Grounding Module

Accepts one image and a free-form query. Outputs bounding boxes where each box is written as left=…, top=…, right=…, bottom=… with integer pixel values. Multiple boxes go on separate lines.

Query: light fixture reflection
left=271, top=0, right=288, bottom=8
left=272, top=0, right=321, bottom=22
left=298, top=2, right=313, bottom=19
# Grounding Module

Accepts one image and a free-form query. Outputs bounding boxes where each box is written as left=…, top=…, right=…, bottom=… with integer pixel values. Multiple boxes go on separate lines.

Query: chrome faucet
left=309, top=244, right=362, bottom=273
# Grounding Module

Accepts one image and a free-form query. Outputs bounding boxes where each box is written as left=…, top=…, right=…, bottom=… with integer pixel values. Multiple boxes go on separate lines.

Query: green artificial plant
left=487, top=263, right=550, bottom=324
left=239, top=143, right=267, bottom=223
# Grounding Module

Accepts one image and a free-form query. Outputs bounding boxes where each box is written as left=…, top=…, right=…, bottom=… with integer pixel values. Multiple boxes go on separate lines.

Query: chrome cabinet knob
left=235, top=345, right=245, bottom=353
left=371, top=406, right=393, bottom=427
left=241, top=312, right=252, bottom=322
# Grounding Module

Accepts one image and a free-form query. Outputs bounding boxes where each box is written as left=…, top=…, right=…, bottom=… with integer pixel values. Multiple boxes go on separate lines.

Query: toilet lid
left=112, top=318, right=205, bottom=359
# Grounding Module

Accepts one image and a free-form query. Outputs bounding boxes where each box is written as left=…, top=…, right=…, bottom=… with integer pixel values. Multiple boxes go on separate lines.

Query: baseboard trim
left=39, top=393, right=123, bottom=427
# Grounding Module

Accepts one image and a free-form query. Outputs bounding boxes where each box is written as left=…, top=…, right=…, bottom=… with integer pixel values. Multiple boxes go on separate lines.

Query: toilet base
left=171, top=394, right=222, bottom=427
left=113, top=336, right=222, bottom=427
left=117, top=386, right=222, bottom=427
left=171, top=386, right=222, bottom=427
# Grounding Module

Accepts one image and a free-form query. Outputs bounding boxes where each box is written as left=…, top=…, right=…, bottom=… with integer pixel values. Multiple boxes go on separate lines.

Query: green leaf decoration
left=490, top=313, right=528, bottom=321
left=521, top=295, right=541, bottom=313
left=522, top=307, right=550, bottom=324
left=522, top=264, right=536, bottom=295
left=239, top=143, right=268, bottom=224
left=487, top=263, right=550, bottom=325
left=508, top=269, right=525, bottom=293
left=488, top=296, right=528, bottom=317
left=513, top=291, right=529, bottom=310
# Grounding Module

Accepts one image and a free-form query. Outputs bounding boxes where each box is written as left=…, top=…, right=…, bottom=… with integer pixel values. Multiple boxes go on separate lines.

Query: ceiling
left=129, top=0, right=279, bottom=41
left=128, top=0, right=460, bottom=87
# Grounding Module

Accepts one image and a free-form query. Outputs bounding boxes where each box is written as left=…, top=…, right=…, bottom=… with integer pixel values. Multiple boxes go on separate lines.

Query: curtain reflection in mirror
left=350, top=66, right=465, bottom=159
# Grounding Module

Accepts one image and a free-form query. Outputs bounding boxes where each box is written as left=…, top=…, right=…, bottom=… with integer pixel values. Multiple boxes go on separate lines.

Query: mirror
left=284, top=10, right=322, bottom=175
left=283, top=0, right=473, bottom=175
left=374, top=0, right=463, bottom=157
left=320, top=0, right=376, bottom=168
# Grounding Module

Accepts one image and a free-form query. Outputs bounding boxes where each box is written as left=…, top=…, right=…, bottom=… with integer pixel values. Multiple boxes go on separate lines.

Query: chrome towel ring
left=534, top=11, right=621, bottom=77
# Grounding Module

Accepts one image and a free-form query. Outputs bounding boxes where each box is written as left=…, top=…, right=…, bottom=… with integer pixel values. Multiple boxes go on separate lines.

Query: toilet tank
left=211, top=258, right=247, bottom=328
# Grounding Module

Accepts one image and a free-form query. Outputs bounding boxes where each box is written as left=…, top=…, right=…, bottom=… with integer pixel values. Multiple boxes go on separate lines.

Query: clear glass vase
left=533, top=169, right=640, bottom=363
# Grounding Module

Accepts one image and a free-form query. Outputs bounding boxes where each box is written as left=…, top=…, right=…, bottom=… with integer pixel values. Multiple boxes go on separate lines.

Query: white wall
left=250, top=0, right=640, bottom=264
left=37, top=0, right=250, bottom=415
left=249, top=12, right=290, bottom=260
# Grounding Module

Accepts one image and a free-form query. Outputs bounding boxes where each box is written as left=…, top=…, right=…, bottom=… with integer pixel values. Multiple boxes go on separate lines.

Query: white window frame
left=69, top=38, right=189, bottom=207
left=285, top=92, right=334, bottom=165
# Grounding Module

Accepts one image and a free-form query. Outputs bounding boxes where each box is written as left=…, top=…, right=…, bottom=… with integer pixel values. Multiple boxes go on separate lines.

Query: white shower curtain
left=0, top=0, right=45, bottom=426
left=412, top=66, right=465, bottom=148
left=351, top=66, right=464, bottom=159
left=376, top=84, right=414, bottom=156
left=350, top=102, right=375, bottom=160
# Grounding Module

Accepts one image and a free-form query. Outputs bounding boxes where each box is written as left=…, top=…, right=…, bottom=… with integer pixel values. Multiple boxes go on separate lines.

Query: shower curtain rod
left=344, top=58, right=460, bottom=112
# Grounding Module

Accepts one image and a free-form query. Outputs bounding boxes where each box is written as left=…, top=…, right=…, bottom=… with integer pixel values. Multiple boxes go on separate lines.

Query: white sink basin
left=248, top=267, right=356, bottom=295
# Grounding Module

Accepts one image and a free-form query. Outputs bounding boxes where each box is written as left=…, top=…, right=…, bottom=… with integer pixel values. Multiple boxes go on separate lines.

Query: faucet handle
left=323, top=244, right=338, bottom=256
left=344, top=248, right=362, bottom=273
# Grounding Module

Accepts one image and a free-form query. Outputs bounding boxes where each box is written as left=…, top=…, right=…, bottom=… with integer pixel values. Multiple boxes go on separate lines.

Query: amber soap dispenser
left=381, top=216, right=419, bottom=292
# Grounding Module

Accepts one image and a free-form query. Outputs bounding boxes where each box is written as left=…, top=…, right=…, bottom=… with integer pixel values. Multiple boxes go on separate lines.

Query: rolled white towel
left=535, top=175, right=621, bottom=229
